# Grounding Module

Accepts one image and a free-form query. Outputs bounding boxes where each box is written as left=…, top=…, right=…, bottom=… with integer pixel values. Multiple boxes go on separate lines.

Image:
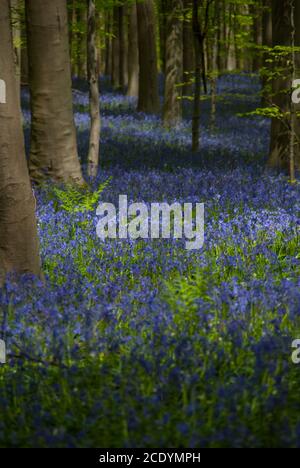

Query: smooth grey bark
left=0, top=0, right=41, bottom=284
left=25, top=0, right=84, bottom=184
left=136, top=0, right=160, bottom=114
left=163, top=0, right=183, bottom=126
left=87, top=0, right=100, bottom=178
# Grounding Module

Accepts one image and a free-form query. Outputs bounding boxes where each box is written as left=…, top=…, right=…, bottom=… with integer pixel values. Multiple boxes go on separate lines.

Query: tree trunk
left=136, top=0, right=160, bottom=114
left=111, top=6, right=120, bottom=89
left=192, top=0, right=202, bottom=152
left=251, top=3, right=263, bottom=72
left=127, top=3, right=139, bottom=97
left=261, top=0, right=272, bottom=106
left=163, top=0, right=183, bottom=126
left=158, top=0, right=167, bottom=74
left=67, top=0, right=77, bottom=76
left=20, top=30, right=29, bottom=85
left=104, top=11, right=112, bottom=77
left=25, top=0, right=84, bottom=184
left=268, top=0, right=300, bottom=172
left=10, top=0, right=21, bottom=104
left=77, top=4, right=87, bottom=79
left=183, top=0, right=195, bottom=97
left=119, top=5, right=127, bottom=92
left=0, top=0, right=41, bottom=284
left=87, top=0, right=100, bottom=178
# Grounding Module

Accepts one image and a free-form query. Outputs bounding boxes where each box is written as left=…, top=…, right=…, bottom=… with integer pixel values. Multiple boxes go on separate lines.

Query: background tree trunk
left=183, top=0, right=195, bottom=97
left=87, top=0, right=100, bottom=178
left=163, top=0, right=183, bottom=126
left=77, top=4, right=87, bottom=79
left=127, top=3, right=139, bottom=97
left=111, top=6, right=120, bottom=89
left=268, top=0, right=300, bottom=171
left=261, top=0, right=272, bottom=106
left=10, top=0, right=21, bottom=104
left=25, top=0, right=84, bottom=184
left=104, top=11, right=112, bottom=77
left=136, top=0, right=160, bottom=114
left=0, top=0, right=40, bottom=284
left=192, top=0, right=202, bottom=152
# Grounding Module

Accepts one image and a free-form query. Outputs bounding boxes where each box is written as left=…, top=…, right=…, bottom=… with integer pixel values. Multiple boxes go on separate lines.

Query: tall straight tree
left=163, top=0, right=183, bottom=126
left=127, top=2, right=139, bottom=97
left=0, top=0, right=40, bottom=284
left=261, top=0, right=272, bottom=106
left=183, top=0, right=195, bottom=97
left=87, top=0, right=100, bottom=178
left=268, top=0, right=300, bottom=173
left=136, top=0, right=160, bottom=114
left=192, top=0, right=201, bottom=151
left=192, top=0, right=213, bottom=151
left=10, top=0, right=21, bottom=104
left=111, top=6, right=120, bottom=89
left=25, top=0, right=84, bottom=184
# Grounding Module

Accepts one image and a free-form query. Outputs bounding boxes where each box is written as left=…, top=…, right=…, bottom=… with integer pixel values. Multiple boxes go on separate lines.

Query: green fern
left=52, top=178, right=112, bottom=214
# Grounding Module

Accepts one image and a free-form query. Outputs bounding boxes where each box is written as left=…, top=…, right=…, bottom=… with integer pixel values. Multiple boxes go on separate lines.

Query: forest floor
left=0, top=74, right=300, bottom=447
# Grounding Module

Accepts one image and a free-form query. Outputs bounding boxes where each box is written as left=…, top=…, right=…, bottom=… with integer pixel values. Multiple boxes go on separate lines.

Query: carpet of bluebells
left=0, top=74, right=300, bottom=447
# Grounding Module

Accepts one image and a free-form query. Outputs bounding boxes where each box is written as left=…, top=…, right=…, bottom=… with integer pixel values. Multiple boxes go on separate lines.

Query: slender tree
left=183, top=0, right=195, bottom=97
left=77, top=3, right=87, bottom=79
left=111, top=6, right=120, bottom=89
left=104, top=10, right=112, bottom=77
left=192, top=0, right=202, bottom=151
left=0, top=0, right=40, bottom=284
left=87, top=0, right=100, bottom=178
left=261, top=0, right=272, bottom=105
left=25, top=0, right=84, bottom=184
left=136, top=0, right=160, bottom=114
left=192, top=0, right=213, bottom=151
left=127, top=2, right=139, bottom=97
left=163, top=0, right=183, bottom=126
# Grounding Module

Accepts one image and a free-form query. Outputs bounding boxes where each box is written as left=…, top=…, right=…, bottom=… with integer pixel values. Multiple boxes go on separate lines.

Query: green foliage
left=51, top=179, right=111, bottom=214
left=238, top=106, right=288, bottom=120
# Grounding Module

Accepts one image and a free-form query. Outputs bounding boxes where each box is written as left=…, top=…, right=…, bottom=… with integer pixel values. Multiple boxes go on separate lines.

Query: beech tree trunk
left=87, top=0, right=100, bottom=178
left=25, top=0, right=84, bottom=184
left=127, top=3, right=139, bottom=97
left=0, top=0, right=41, bottom=284
left=163, top=0, right=183, bottom=126
left=268, top=0, right=300, bottom=172
left=136, top=0, right=160, bottom=114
